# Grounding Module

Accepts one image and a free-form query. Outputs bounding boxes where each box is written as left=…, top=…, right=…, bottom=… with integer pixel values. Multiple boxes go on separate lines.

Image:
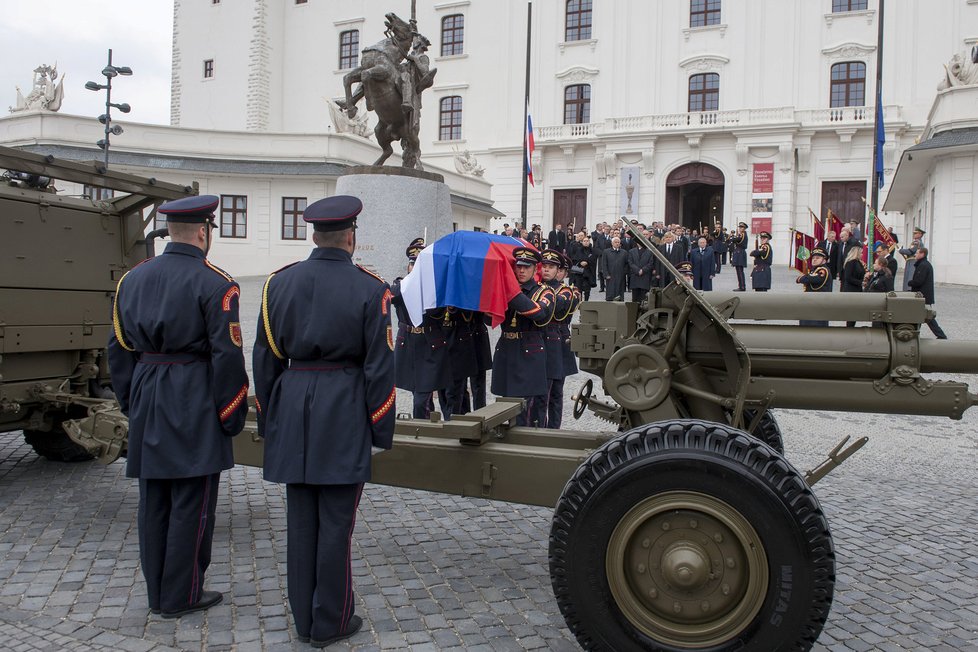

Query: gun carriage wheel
left=735, top=409, right=784, bottom=455
left=24, top=408, right=95, bottom=463
left=549, top=420, right=834, bottom=651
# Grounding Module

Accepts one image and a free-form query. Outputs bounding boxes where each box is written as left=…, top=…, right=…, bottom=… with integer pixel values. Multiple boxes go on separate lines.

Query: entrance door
left=821, top=181, right=867, bottom=233
left=665, top=163, right=724, bottom=231
left=553, top=188, right=587, bottom=233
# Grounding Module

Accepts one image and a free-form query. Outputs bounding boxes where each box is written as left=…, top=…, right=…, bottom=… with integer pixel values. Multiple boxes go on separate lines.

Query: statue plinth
left=337, top=168, right=453, bottom=284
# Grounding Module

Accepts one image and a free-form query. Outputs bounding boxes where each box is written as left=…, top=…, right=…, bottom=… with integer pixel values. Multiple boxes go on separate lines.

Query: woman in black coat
left=864, top=256, right=894, bottom=293
left=842, top=243, right=866, bottom=327
left=570, top=235, right=598, bottom=300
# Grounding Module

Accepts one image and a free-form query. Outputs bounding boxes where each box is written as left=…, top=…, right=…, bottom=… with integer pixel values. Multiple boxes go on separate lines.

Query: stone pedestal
left=336, top=166, right=454, bottom=284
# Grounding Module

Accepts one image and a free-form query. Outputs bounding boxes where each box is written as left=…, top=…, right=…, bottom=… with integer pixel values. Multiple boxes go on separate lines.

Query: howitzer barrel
left=919, top=340, right=978, bottom=373
left=703, top=291, right=929, bottom=324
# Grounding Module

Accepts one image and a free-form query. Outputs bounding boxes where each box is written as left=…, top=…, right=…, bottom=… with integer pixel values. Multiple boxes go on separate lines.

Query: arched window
left=564, top=84, right=591, bottom=124
left=439, top=96, right=463, bottom=140
left=565, top=0, right=592, bottom=41
left=830, top=62, right=866, bottom=107
left=688, top=73, right=719, bottom=112
left=441, top=14, right=464, bottom=56
left=338, top=30, right=359, bottom=69
left=690, top=0, right=721, bottom=27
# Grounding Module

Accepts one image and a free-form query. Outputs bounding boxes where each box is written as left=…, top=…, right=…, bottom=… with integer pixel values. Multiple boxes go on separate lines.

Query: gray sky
left=1, top=0, right=174, bottom=125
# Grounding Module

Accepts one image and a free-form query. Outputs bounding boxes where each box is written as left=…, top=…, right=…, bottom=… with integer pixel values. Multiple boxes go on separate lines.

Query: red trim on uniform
left=222, top=286, right=240, bottom=312
left=381, top=288, right=392, bottom=316
left=189, top=475, right=212, bottom=605
left=340, top=483, right=365, bottom=630
left=370, top=388, right=396, bottom=424
left=255, top=397, right=262, bottom=414
left=220, top=385, right=248, bottom=422
left=518, top=305, right=541, bottom=316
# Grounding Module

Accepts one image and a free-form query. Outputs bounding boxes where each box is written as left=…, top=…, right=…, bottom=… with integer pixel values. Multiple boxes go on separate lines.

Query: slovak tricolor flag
left=525, top=108, right=535, bottom=187
left=400, top=231, right=530, bottom=328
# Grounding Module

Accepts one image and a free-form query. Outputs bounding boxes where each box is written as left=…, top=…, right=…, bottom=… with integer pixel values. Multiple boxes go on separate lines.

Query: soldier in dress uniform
left=729, top=222, right=749, bottom=291
left=253, top=195, right=395, bottom=647
left=796, top=247, right=832, bottom=326
left=491, top=247, right=556, bottom=427
left=390, top=240, right=455, bottom=419
left=676, top=260, right=694, bottom=283
left=107, top=195, right=248, bottom=619
left=548, top=253, right=581, bottom=428
left=540, top=249, right=568, bottom=427
left=750, top=231, right=773, bottom=292
left=437, top=306, right=476, bottom=417
left=468, top=312, right=492, bottom=410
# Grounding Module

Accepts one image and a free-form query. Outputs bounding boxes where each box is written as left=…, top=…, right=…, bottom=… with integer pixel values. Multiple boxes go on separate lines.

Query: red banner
left=752, top=163, right=774, bottom=193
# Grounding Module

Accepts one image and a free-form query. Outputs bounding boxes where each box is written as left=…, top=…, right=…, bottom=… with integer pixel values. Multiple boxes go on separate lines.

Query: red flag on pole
left=524, top=107, right=535, bottom=187
left=810, top=208, right=825, bottom=242
left=826, top=209, right=844, bottom=239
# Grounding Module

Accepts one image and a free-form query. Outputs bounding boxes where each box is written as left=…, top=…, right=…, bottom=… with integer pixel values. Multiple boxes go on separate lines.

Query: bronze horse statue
left=338, top=12, right=435, bottom=170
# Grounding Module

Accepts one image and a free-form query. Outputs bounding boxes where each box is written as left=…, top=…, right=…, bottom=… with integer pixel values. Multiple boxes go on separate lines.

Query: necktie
left=667, top=245, right=672, bottom=254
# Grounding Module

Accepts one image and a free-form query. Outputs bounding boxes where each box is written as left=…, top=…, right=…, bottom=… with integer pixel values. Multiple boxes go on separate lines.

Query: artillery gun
left=345, top=221, right=978, bottom=650
left=0, top=146, right=195, bottom=462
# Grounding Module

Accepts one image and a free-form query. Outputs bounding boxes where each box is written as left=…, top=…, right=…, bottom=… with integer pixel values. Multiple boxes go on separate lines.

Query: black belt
left=139, top=352, right=206, bottom=364
left=289, top=360, right=357, bottom=371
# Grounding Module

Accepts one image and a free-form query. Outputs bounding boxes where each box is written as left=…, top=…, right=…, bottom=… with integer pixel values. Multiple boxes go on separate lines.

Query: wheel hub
left=606, top=491, right=769, bottom=648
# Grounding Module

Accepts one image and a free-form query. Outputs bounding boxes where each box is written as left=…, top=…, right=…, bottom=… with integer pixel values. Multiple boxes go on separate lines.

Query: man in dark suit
left=817, top=230, right=842, bottom=281
left=547, top=223, right=567, bottom=253
left=602, top=236, right=629, bottom=300
left=690, top=236, right=716, bottom=291
left=254, top=195, right=396, bottom=646
left=657, top=232, right=686, bottom=287
left=627, top=240, right=654, bottom=302
left=107, top=195, right=249, bottom=619
left=907, top=247, right=948, bottom=339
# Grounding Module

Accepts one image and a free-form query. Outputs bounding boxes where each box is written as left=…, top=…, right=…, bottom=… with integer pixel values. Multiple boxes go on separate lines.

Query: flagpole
left=520, top=1, right=532, bottom=226
left=870, top=0, right=885, bottom=214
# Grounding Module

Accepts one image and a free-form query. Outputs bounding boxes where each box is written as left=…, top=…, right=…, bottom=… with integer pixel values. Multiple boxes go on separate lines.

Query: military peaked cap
left=677, top=261, right=693, bottom=273
left=406, top=242, right=424, bottom=261
left=513, top=247, right=541, bottom=267
left=303, top=195, right=362, bottom=232
left=159, top=195, right=219, bottom=223
left=540, top=249, right=563, bottom=266
left=759, top=231, right=772, bottom=239
left=738, top=222, right=749, bottom=229
left=810, top=247, right=827, bottom=259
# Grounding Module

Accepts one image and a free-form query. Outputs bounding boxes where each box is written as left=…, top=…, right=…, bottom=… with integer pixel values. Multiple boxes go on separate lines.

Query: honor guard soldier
left=750, top=231, right=773, bottom=292
left=107, top=194, right=248, bottom=619
left=796, top=247, right=833, bottom=326
left=469, top=312, right=492, bottom=410
left=253, top=195, right=395, bottom=647
left=540, top=249, right=568, bottom=427
left=491, top=247, right=556, bottom=427
left=548, top=253, right=581, bottom=428
left=729, top=222, right=749, bottom=291
left=676, top=261, right=695, bottom=283
left=390, top=239, right=455, bottom=419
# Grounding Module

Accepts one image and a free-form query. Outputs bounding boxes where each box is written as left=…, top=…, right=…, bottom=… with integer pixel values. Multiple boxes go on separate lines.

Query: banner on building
left=620, top=166, right=640, bottom=217
left=751, top=163, right=774, bottom=233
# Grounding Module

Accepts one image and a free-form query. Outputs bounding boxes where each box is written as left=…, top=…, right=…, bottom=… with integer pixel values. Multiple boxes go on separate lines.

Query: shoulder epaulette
left=272, top=260, right=301, bottom=274
left=204, top=259, right=234, bottom=283
left=356, top=264, right=386, bottom=284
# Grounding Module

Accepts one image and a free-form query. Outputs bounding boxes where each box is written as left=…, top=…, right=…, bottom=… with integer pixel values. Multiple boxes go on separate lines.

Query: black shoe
left=311, top=615, right=363, bottom=648
left=733, top=288, right=745, bottom=292
left=160, top=591, right=223, bottom=619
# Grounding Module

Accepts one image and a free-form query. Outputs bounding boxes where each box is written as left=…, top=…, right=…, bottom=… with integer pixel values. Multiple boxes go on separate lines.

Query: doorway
left=664, top=163, right=724, bottom=231
left=820, top=180, right=867, bottom=234
left=553, top=188, right=587, bottom=233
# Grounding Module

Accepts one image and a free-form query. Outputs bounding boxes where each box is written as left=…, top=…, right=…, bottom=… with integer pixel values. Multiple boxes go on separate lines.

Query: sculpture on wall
left=938, top=46, right=978, bottom=90
left=335, top=12, right=437, bottom=170
left=453, top=148, right=485, bottom=177
left=9, top=64, right=64, bottom=113
left=327, top=98, right=372, bottom=138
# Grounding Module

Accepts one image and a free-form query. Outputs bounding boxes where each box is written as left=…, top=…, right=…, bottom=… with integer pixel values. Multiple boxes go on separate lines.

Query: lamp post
left=85, top=48, right=132, bottom=169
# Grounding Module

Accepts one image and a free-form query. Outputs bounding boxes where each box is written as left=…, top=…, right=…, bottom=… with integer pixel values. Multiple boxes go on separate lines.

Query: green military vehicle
left=0, top=146, right=194, bottom=462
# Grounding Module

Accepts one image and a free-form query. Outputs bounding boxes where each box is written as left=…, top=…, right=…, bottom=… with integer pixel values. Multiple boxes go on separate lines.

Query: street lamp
left=85, top=49, right=132, bottom=169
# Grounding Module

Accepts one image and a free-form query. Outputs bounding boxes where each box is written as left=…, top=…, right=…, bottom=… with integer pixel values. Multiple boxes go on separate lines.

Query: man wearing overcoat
left=253, top=195, right=396, bottom=647
left=107, top=195, right=249, bottom=619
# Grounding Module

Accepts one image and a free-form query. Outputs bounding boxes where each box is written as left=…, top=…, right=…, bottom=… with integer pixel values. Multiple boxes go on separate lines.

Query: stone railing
left=535, top=105, right=898, bottom=142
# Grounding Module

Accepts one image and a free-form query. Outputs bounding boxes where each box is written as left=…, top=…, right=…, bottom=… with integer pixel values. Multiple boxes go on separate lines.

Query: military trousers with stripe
left=138, top=473, right=220, bottom=613
left=286, top=483, right=364, bottom=641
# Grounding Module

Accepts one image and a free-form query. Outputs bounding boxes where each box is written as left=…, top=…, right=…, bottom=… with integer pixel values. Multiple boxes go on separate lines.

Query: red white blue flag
left=525, top=108, right=535, bottom=187
left=400, top=231, right=530, bottom=328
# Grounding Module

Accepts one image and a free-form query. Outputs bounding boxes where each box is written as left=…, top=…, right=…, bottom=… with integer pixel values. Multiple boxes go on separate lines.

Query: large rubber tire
left=742, top=409, right=784, bottom=455
left=549, top=420, right=834, bottom=652
left=24, top=428, right=94, bottom=463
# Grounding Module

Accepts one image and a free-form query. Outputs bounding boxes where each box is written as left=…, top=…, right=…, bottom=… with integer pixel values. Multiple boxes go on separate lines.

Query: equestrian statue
left=337, top=11, right=437, bottom=170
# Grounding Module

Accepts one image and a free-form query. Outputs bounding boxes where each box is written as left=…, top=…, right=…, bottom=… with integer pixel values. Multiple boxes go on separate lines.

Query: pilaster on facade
left=170, top=0, right=182, bottom=126
left=246, top=0, right=271, bottom=132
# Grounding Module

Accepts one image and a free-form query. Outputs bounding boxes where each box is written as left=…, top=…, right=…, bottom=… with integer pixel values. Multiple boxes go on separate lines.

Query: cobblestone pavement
left=1, top=264, right=977, bottom=651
